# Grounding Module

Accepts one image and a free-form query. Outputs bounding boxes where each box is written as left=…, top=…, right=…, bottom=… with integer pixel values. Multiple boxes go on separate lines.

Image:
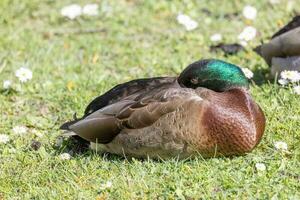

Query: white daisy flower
left=184, top=20, right=198, bottom=31
left=177, top=14, right=191, bottom=25
left=176, top=14, right=198, bottom=31
left=210, top=33, right=222, bottom=42
left=61, top=4, right=82, bottom=20
left=269, top=0, right=280, bottom=4
left=255, top=163, right=266, bottom=171
left=82, top=4, right=99, bottom=16
left=242, top=5, right=257, bottom=20
left=241, top=68, right=254, bottom=79
left=238, top=26, right=257, bottom=42
left=3, top=80, right=12, bottom=89
left=274, top=141, right=288, bottom=151
left=293, top=85, right=300, bottom=95
left=100, top=181, right=112, bottom=190
left=59, top=153, right=71, bottom=160
left=280, top=70, right=300, bottom=82
left=15, top=67, right=32, bottom=83
left=13, top=125, right=28, bottom=135
left=278, top=79, right=289, bottom=85
left=0, top=134, right=10, bottom=144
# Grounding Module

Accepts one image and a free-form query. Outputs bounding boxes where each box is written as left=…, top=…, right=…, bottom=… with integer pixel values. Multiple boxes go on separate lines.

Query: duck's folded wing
left=65, top=90, right=185, bottom=143
left=64, top=100, right=135, bottom=143
left=84, top=77, right=176, bottom=116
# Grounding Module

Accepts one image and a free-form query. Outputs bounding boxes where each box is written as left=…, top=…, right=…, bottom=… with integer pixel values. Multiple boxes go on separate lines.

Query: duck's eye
left=190, top=78, right=199, bottom=84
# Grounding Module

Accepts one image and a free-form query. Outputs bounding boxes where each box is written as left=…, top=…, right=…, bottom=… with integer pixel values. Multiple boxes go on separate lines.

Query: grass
left=0, top=0, right=300, bottom=199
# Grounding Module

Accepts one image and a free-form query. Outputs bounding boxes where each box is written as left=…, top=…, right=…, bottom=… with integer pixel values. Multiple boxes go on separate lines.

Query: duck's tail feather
left=60, top=120, right=81, bottom=137
left=60, top=120, right=79, bottom=130
left=60, top=112, right=82, bottom=131
left=253, top=45, right=262, bottom=56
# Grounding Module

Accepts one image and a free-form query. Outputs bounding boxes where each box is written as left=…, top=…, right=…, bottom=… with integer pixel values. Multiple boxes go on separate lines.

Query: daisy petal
left=274, top=141, right=288, bottom=151
left=241, top=68, right=254, bottom=79
left=59, top=153, right=71, bottom=160
left=243, top=5, right=257, bottom=20
left=0, top=134, right=10, bottom=144
left=238, top=26, right=257, bottom=41
left=255, top=163, right=266, bottom=171
left=61, top=4, right=82, bottom=20
left=15, top=67, right=32, bottom=83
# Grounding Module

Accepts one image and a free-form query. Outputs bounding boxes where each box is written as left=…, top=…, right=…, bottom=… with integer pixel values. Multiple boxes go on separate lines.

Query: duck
left=60, top=59, right=266, bottom=159
left=254, top=16, right=300, bottom=76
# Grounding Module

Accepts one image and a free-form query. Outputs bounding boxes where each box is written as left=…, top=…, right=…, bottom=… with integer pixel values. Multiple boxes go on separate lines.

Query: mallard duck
left=60, top=59, right=265, bottom=159
left=254, top=16, right=300, bottom=76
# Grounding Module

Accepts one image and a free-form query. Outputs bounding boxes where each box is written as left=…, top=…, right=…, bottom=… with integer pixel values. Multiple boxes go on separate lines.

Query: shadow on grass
left=54, top=135, right=126, bottom=161
left=251, top=67, right=274, bottom=86
left=0, top=88, right=18, bottom=95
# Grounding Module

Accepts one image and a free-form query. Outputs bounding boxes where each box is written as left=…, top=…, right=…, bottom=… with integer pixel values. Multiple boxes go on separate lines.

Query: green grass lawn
left=1, top=0, right=300, bottom=199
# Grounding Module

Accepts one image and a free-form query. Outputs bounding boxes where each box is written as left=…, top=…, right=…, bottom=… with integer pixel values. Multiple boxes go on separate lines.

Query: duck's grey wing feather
left=84, top=77, right=176, bottom=116
left=68, top=115, right=121, bottom=143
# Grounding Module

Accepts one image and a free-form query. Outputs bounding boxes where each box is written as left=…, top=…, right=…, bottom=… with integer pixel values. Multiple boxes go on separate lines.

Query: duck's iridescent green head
left=178, top=59, right=249, bottom=92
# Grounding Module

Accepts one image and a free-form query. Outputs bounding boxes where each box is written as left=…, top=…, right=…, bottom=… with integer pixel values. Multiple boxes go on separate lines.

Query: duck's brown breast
left=199, top=88, right=266, bottom=156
